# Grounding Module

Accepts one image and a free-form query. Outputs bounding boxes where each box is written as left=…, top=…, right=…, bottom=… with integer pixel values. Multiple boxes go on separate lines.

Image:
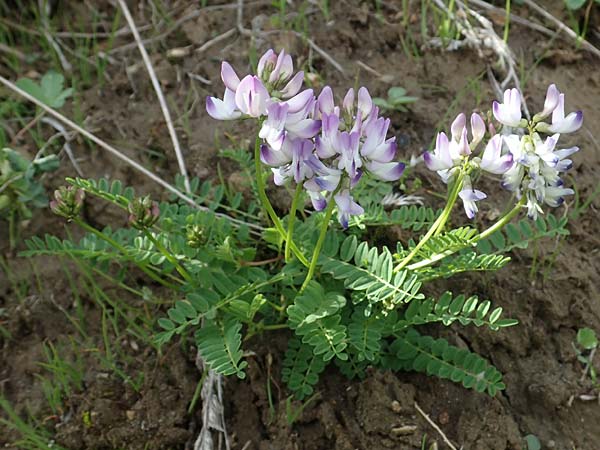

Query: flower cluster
left=206, top=49, right=405, bottom=228
left=424, top=84, right=582, bottom=219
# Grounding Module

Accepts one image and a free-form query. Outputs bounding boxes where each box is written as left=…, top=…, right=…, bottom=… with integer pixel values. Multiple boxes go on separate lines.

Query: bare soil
left=1, top=1, right=600, bottom=449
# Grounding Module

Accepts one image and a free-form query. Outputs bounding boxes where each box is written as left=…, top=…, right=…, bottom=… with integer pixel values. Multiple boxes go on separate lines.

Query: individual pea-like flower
left=234, top=75, right=270, bottom=117
left=477, top=134, right=513, bottom=175
left=424, top=113, right=485, bottom=183
left=537, top=92, right=583, bottom=134
left=423, top=132, right=453, bottom=172
left=334, top=189, right=364, bottom=229
left=493, top=88, right=527, bottom=128
left=532, top=84, right=560, bottom=121
left=458, top=175, right=486, bottom=219
left=264, top=138, right=315, bottom=185
left=336, top=131, right=362, bottom=180
left=257, top=49, right=304, bottom=98
left=50, top=186, right=85, bottom=220
left=360, top=116, right=405, bottom=181
left=259, top=90, right=321, bottom=150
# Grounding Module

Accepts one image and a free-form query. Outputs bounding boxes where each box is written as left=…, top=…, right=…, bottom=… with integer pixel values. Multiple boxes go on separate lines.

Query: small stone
left=438, top=410, right=450, bottom=425
left=126, top=410, right=136, bottom=421
left=390, top=400, right=402, bottom=413
left=390, top=425, right=417, bottom=437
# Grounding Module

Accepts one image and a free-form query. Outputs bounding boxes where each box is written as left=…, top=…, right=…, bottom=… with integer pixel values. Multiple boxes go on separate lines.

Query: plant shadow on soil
left=1, top=1, right=600, bottom=449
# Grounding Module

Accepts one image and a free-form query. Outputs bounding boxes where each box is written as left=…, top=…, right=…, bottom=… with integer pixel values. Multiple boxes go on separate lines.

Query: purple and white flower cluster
left=424, top=84, right=582, bottom=220
left=206, top=49, right=405, bottom=228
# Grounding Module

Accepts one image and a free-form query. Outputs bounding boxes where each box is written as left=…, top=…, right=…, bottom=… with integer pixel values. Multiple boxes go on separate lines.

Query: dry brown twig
left=414, top=402, right=459, bottom=450
left=40, top=117, right=84, bottom=177
left=522, top=0, right=600, bottom=60
left=429, top=0, right=529, bottom=117
left=37, top=0, right=72, bottom=73
left=116, top=0, right=192, bottom=194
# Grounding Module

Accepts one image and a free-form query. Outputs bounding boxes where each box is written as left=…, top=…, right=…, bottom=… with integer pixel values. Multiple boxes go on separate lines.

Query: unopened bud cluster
left=50, top=186, right=85, bottom=220
left=128, top=196, right=160, bottom=229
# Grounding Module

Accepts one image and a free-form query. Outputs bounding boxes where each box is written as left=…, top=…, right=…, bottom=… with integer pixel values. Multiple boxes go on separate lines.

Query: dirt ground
left=1, top=1, right=600, bottom=449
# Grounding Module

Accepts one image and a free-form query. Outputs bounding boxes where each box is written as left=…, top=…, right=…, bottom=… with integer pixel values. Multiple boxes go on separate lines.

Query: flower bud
left=50, top=186, right=85, bottom=220
left=186, top=224, right=207, bottom=248
left=128, top=196, right=160, bottom=229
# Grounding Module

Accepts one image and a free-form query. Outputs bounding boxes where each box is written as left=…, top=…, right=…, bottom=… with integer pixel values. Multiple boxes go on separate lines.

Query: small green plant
left=0, top=147, right=59, bottom=248
left=22, top=50, right=584, bottom=404
left=524, top=434, right=542, bottom=450
left=373, top=87, right=418, bottom=112
left=16, top=71, right=73, bottom=110
left=574, top=327, right=598, bottom=386
left=563, top=0, right=599, bottom=43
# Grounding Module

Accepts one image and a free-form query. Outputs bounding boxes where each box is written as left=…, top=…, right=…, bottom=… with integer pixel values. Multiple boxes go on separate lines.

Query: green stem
left=300, top=188, right=340, bottom=292
left=8, top=208, right=17, bottom=251
left=503, top=0, right=511, bottom=43
left=407, top=196, right=526, bottom=271
left=253, top=133, right=309, bottom=267
left=285, top=183, right=303, bottom=262
left=142, top=229, right=193, bottom=283
left=73, top=218, right=179, bottom=290
left=395, top=171, right=465, bottom=272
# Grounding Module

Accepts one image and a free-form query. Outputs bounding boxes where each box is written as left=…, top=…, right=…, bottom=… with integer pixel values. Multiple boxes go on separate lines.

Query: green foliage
left=288, top=282, right=348, bottom=361
left=282, top=337, right=327, bottom=399
left=402, top=227, right=479, bottom=260
left=477, top=214, right=569, bottom=255
left=322, top=237, right=424, bottom=313
left=360, top=203, right=440, bottom=230
left=16, top=71, right=73, bottom=109
left=373, top=86, right=418, bottom=112
left=347, top=307, right=384, bottom=361
left=0, top=147, right=60, bottom=248
left=564, top=0, right=599, bottom=10
left=577, top=327, right=598, bottom=350
left=21, top=175, right=525, bottom=405
left=416, top=251, right=511, bottom=281
left=388, top=329, right=505, bottom=396
left=195, top=317, right=248, bottom=379
left=0, top=147, right=59, bottom=218
left=396, top=291, right=518, bottom=331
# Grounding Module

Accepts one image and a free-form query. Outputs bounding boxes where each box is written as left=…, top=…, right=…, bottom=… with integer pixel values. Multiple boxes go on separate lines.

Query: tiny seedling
left=574, top=327, right=598, bottom=386
left=373, top=86, right=418, bottom=112
left=16, top=71, right=73, bottom=109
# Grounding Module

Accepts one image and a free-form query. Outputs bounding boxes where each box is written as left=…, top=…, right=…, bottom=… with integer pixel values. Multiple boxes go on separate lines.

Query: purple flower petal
left=221, top=62, right=240, bottom=91
left=280, top=71, right=304, bottom=98
left=260, top=144, right=291, bottom=166
left=357, top=87, right=372, bottom=117
left=470, top=113, right=485, bottom=146
left=451, top=113, right=466, bottom=142
left=318, top=86, right=335, bottom=115
left=366, top=161, right=405, bottom=181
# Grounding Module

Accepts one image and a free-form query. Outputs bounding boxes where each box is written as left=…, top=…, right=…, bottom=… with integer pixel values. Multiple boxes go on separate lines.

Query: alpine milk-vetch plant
left=28, top=49, right=582, bottom=399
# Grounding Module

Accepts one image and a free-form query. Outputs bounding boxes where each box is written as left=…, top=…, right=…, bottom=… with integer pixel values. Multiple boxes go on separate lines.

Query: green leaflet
left=282, top=337, right=327, bottom=400
left=477, top=214, right=569, bottom=255
left=288, top=282, right=348, bottom=361
left=195, top=317, right=248, bottom=379
left=321, top=238, right=424, bottom=312
left=389, top=329, right=505, bottom=396
left=396, top=291, right=519, bottom=331
left=415, top=251, right=511, bottom=281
